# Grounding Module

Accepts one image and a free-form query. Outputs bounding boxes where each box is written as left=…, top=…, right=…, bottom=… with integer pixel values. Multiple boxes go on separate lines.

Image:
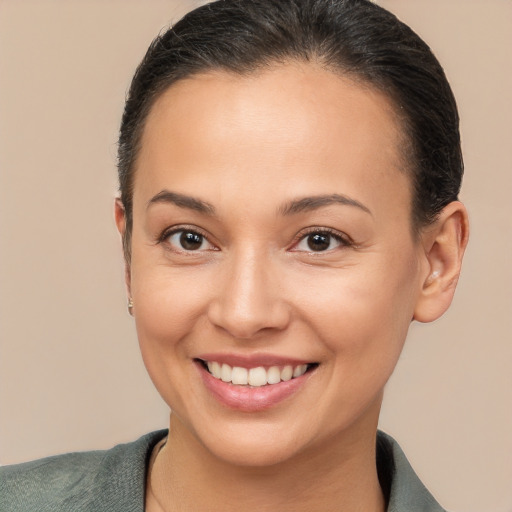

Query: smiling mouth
left=197, top=360, right=318, bottom=387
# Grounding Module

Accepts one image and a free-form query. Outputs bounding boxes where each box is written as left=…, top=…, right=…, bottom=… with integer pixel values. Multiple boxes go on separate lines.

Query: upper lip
left=195, top=353, right=315, bottom=368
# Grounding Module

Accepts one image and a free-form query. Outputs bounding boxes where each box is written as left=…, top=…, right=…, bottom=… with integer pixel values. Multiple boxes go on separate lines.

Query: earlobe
left=413, top=201, right=469, bottom=323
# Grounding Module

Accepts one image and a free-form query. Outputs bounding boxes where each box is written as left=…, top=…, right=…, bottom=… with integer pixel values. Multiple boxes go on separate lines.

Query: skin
left=115, top=62, right=468, bottom=512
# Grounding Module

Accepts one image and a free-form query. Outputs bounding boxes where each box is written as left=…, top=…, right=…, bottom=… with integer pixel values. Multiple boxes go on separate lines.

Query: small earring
left=127, top=297, right=134, bottom=315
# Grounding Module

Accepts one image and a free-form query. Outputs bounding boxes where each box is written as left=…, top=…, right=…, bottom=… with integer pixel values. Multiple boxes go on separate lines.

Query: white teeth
left=221, top=363, right=231, bottom=382
left=204, top=361, right=311, bottom=386
left=281, top=365, right=293, bottom=381
left=248, top=367, right=267, bottom=387
left=293, top=364, right=308, bottom=378
left=210, top=361, right=221, bottom=379
left=231, top=367, right=248, bottom=385
left=267, top=366, right=281, bottom=384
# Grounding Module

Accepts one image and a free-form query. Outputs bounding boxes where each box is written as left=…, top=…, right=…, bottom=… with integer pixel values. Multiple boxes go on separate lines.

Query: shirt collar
left=377, top=431, right=447, bottom=512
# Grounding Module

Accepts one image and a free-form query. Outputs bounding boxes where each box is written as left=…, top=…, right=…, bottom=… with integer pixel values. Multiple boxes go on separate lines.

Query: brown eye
left=307, top=233, right=331, bottom=251
left=293, top=230, right=348, bottom=253
left=180, top=231, right=203, bottom=250
left=166, top=229, right=213, bottom=252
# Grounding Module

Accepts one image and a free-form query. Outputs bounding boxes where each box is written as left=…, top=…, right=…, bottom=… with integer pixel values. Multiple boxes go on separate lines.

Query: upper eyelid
left=294, top=226, right=352, bottom=243
left=289, top=228, right=354, bottom=254
left=156, top=224, right=351, bottom=249
left=160, top=226, right=218, bottom=254
left=158, top=224, right=211, bottom=243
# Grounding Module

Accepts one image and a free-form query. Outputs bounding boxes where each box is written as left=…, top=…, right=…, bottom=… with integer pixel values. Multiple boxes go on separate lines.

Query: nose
left=207, top=249, right=291, bottom=340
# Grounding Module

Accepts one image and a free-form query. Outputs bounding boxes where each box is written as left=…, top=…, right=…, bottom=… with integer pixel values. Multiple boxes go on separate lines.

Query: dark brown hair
left=118, top=0, right=462, bottom=259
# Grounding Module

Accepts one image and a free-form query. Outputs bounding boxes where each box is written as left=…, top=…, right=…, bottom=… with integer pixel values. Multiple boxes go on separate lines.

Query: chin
left=176, top=411, right=313, bottom=468
left=203, top=430, right=308, bottom=468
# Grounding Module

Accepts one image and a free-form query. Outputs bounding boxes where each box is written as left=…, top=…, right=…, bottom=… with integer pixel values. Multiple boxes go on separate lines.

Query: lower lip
left=197, top=363, right=313, bottom=412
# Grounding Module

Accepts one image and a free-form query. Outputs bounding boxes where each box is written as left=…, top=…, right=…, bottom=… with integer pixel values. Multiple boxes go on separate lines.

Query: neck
left=147, top=414, right=386, bottom=512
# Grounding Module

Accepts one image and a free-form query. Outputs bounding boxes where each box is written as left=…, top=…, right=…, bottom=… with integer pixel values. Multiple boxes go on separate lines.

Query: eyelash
left=157, top=225, right=352, bottom=253
left=291, top=227, right=353, bottom=253
left=158, top=225, right=216, bottom=253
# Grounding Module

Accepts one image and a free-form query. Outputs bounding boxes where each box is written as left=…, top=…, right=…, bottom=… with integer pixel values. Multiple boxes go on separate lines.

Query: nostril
left=205, top=262, right=291, bottom=339
left=207, top=297, right=292, bottom=340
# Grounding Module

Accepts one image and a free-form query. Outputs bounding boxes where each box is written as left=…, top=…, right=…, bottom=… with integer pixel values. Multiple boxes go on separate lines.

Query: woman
left=0, top=0, right=469, bottom=510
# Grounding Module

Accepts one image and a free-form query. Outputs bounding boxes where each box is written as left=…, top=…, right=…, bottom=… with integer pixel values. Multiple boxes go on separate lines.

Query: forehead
left=134, top=63, right=410, bottom=216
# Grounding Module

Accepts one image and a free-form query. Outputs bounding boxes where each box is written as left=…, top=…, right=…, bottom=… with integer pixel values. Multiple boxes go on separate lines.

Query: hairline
left=121, top=58, right=423, bottom=262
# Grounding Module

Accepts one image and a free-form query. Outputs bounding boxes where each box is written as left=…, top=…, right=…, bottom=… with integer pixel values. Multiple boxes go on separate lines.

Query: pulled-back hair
left=118, top=0, right=462, bottom=260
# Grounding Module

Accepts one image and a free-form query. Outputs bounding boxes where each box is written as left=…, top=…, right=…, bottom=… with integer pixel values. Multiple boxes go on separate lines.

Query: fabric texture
left=0, top=430, right=447, bottom=511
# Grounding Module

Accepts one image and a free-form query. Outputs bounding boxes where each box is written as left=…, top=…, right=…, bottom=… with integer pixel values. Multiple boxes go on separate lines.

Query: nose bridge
left=208, top=245, right=289, bottom=339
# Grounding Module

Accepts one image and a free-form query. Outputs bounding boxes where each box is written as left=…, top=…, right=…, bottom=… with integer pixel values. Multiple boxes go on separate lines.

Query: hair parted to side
left=118, top=0, right=463, bottom=261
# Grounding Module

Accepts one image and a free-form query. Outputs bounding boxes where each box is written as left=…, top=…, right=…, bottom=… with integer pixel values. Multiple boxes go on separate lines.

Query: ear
left=114, top=198, right=131, bottom=296
left=413, top=201, right=469, bottom=323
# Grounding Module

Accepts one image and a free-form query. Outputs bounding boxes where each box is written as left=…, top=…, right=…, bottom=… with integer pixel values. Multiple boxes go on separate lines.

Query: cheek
left=128, top=238, right=215, bottom=381
left=133, top=269, right=209, bottom=345
left=291, top=248, right=420, bottom=359
left=129, top=267, right=209, bottom=411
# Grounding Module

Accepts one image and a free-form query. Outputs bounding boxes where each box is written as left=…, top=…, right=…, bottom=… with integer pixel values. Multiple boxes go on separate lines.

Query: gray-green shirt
left=0, top=430, right=447, bottom=511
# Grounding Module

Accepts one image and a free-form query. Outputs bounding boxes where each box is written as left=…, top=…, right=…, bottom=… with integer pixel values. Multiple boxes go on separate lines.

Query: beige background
left=0, top=1, right=511, bottom=511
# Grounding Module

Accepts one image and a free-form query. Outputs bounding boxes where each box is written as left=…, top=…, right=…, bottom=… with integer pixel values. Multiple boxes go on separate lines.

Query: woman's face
left=123, top=63, right=430, bottom=466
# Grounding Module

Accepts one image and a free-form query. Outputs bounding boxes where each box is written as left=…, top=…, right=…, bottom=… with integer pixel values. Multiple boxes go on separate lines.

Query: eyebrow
left=279, top=194, right=372, bottom=216
left=147, top=190, right=216, bottom=215
left=147, top=190, right=371, bottom=217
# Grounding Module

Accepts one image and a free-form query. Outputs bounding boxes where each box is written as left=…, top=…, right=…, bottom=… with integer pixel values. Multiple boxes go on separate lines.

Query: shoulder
left=0, top=430, right=167, bottom=512
left=0, top=450, right=105, bottom=511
